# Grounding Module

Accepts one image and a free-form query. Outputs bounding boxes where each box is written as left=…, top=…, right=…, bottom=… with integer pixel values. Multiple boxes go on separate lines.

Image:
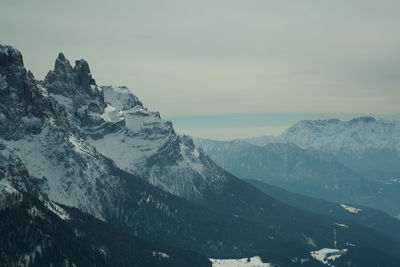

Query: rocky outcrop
left=43, top=53, right=105, bottom=128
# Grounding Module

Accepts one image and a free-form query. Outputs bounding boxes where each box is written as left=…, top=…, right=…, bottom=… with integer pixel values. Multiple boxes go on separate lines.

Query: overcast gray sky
left=1, top=0, right=400, bottom=138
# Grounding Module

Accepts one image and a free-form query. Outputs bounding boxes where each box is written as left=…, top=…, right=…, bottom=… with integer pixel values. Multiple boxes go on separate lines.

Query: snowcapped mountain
left=280, top=117, right=400, bottom=183
left=238, top=117, right=400, bottom=183
left=43, top=53, right=227, bottom=200
left=281, top=117, right=400, bottom=157
left=3, top=44, right=400, bottom=266
left=0, top=45, right=225, bottom=220
left=244, top=117, right=400, bottom=156
left=0, top=46, right=234, bottom=254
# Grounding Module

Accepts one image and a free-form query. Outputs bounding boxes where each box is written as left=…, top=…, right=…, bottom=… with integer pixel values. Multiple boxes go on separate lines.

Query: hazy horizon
left=2, top=0, right=400, bottom=140
left=2, top=1, right=400, bottom=266
left=168, top=112, right=400, bottom=140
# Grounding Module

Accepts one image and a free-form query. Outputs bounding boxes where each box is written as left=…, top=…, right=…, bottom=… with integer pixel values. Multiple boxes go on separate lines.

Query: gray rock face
left=0, top=45, right=73, bottom=140
left=45, top=53, right=98, bottom=100
left=0, top=45, right=25, bottom=90
left=0, top=45, right=29, bottom=102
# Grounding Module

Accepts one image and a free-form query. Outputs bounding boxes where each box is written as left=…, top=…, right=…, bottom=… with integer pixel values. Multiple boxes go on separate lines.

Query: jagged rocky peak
left=44, top=53, right=107, bottom=128
left=44, top=52, right=103, bottom=106
left=74, top=58, right=97, bottom=94
left=44, top=53, right=147, bottom=133
left=0, top=44, right=60, bottom=140
left=0, top=44, right=24, bottom=67
left=54, top=52, right=72, bottom=74
left=0, top=44, right=28, bottom=91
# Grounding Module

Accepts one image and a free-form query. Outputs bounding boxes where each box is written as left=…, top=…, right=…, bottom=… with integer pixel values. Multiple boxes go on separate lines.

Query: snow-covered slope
left=0, top=142, right=39, bottom=209
left=0, top=144, right=209, bottom=267
left=43, top=55, right=227, bottom=200
left=0, top=141, right=73, bottom=223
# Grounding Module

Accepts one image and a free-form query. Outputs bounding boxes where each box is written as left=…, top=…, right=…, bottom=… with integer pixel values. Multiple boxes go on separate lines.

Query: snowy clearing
left=210, top=256, right=272, bottom=267
left=310, top=248, right=348, bottom=266
left=340, top=204, right=362, bottom=214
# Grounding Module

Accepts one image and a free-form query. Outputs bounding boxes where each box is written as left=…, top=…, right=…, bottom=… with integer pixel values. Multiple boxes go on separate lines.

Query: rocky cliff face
left=0, top=46, right=69, bottom=141
left=0, top=45, right=125, bottom=219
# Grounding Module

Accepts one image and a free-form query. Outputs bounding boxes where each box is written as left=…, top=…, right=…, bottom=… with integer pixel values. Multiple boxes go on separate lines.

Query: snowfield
left=210, top=256, right=272, bottom=267
left=310, top=248, right=348, bottom=266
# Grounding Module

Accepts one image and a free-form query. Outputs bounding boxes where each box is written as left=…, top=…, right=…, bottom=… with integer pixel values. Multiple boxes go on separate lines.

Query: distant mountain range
left=2, top=44, right=400, bottom=266
left=249, top=117, right=400, bottom=181
left=195, top=117, right=400, bottom=216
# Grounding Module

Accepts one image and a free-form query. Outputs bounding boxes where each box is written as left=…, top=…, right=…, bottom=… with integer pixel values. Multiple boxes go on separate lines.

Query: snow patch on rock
left=45, top=201, right=70, bottom=220
left=340, top=204, right=362, bottom=214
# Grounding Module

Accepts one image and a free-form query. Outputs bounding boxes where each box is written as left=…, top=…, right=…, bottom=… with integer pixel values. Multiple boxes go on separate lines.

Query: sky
left=1, top=0, right=400, bottom=139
